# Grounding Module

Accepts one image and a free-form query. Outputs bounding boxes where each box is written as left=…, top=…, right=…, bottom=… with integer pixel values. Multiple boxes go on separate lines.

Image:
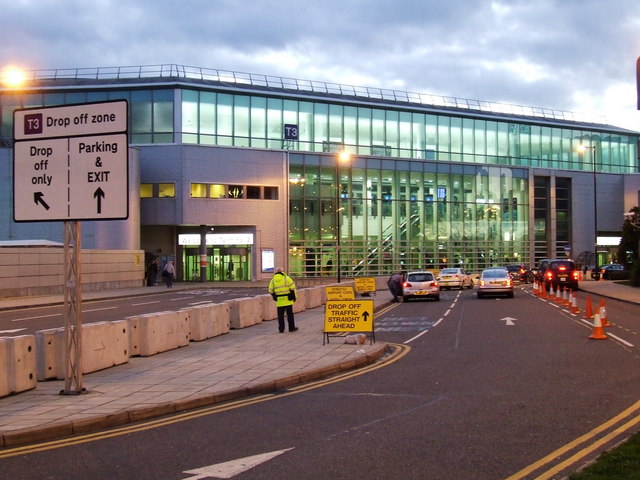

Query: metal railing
left=20, top=64, right=607, bottom=124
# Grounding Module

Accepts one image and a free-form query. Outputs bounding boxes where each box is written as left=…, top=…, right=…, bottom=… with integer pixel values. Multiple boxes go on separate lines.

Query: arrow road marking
left=34, top=192, right=50, bottom=210
left=501, top=317, right=517, bottom=326
left=182, top=448, right=294, bottom=479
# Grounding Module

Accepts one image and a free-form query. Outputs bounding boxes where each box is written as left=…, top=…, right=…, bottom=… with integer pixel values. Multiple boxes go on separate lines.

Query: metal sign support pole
left=62, top=220, right=85, bottom=395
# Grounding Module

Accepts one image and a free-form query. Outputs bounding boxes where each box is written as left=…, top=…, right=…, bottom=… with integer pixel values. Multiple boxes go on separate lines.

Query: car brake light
left=545, top=271, right=553, bottom=280
left=558, top=266, right=567, bottom=271
left=403, top=282, right=411, bottom=288
left=572, top=271, right=579, bottom=280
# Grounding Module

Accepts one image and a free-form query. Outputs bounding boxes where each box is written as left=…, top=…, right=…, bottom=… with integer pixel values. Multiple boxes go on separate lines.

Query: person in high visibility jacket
left=268, top=267, right=298, bottom=332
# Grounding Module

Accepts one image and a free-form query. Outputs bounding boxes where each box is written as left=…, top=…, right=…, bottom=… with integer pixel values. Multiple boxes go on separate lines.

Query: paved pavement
left=0, top=282, right=390, bottom=448
left=0, top=277, right=638, bottom=449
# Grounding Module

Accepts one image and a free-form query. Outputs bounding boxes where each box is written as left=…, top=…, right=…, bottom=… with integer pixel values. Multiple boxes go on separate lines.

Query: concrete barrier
left=81, top=321, right=129, bottom=374
left=187, top=303, right=231, bottom=341
left=259, top=294, right=278, bottom=321
left=131, top=311, right=190, bottom=357
left=304, top=287, right=324, bottom=309
left=0, top=335, right=37, bottom=397
left=292, top=289, right=307, bottom=313
left=227, top=296, right=263, bottom=329
left=35, top=328, right=63, bottom=381
left=35, top=322, right=129, bottom=380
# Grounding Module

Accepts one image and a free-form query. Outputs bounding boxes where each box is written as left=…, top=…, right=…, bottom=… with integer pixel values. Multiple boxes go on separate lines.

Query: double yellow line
left=0, top=343, right=411, bottom=459
left=506, top=399, right=640, bottom=479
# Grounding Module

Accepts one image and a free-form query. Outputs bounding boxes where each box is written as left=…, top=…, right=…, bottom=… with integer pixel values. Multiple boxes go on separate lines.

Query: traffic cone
left=533, top=280, right=539, bottom=296
left=600, top=299, right=611, bottom=327
left=599, top=270, right=605, bottom=282
left=549, top=285, right=555, bottom=300
left=556, top=286, right=564, bottom=304
left=584, top=296, right=594, bottom=319
left=571, top=290, right=580, bottom=314
left=564, top=288, right=571, bottom=307
left=589, top=307, right=608, bottom=340
left=540, top=281, right=546, bottom=298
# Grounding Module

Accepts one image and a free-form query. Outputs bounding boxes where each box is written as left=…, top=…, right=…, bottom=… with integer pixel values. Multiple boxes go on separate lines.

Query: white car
left=402, top=271, right=440, bottom=301
left=438, top=268, right=474, bottom=290
left=477, top=267, right=514, bottom=298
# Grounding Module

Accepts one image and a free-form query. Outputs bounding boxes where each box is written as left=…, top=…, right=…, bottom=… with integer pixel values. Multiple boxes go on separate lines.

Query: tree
left=618, top=207, right=640, bottom=265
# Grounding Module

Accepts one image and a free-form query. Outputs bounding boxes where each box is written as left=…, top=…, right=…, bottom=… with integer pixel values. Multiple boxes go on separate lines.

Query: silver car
left=438, top=268, right=474, bottom=290
left=402, top=271, right=440, bottom=301
left=477, top=267, right=514, bottom=298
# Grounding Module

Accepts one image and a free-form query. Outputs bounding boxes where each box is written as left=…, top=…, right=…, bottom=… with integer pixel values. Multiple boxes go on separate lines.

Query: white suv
left=402, top=271, right=440, bottom=301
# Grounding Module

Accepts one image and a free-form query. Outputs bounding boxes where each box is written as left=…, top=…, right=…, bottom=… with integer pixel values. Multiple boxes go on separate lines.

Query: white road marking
left=12, top=313, right=61, bottom=322
left=182, top=448, right=294, bottom=479
left=131, top=301, right=161, bottom=306
left=0, top=328, right=26, bottom=334
left=82, top=307, right=117, bottom=313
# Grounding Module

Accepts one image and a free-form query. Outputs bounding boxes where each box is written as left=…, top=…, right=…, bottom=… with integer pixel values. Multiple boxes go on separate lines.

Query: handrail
left=18, top=64, right=607, bottom=124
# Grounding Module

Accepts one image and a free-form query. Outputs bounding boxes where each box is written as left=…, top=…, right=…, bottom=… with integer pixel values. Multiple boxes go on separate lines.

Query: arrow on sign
left=33, top=192, right=50, bottom=210
left=93, top=187, right=105, bottom=214
left=500, top=317, right=517, bottom=326
left=182, top=448, right=294, bottom=479
left=362, top=311, right=370, bottom=322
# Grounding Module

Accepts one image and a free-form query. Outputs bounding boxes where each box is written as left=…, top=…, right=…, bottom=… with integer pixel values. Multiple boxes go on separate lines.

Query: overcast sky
left=1, top=0, right=639, bottom=131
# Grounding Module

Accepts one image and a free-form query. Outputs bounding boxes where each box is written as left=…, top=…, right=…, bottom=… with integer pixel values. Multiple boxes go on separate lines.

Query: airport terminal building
left=1, top=64, right=639, bottom=282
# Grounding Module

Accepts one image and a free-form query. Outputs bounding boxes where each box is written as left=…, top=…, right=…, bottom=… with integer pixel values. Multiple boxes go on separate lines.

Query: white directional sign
left=13, top=100, right=128, bottom=222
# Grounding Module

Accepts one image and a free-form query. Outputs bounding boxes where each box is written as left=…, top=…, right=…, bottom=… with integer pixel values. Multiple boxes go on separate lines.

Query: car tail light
left=506, top=278, right=513, bottom=287
left=403, top=282, right=411, bottom=288
left=558, top=266, right=567, bottom=271
left=572, top=271, right=580, bottom=281
left=545, top=271, right=554, bottom=281
left=430, top=281, right=439, bottom=287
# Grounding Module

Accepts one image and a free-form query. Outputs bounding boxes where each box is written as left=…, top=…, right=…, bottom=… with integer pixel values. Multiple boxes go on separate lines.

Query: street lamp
left=336, top=150, right=350, bottom=283
left=578, top=143, right=598, bottom=275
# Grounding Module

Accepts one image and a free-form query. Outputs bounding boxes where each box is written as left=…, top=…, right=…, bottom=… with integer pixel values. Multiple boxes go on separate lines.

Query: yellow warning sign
left=354, top=277, right=376, bottom=293
left=325, top=286, right=355, bottom=301
left=324, top=300, right=374, bottom=332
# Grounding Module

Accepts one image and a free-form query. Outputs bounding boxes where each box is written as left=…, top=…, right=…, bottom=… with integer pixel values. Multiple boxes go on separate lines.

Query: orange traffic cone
left=563, top=287, right=571, bottom=306
left=571, top=290, right=580, bottom=314
left=556, top=286, right=564, bottom=304
left=533, top=280, right=539, bottom=296
left=540, top=282, right=547, bottom=298
left=584, top=296, right=594, bottom=319
left=589, top=307, right=608, bottom=340
left=600, top=299, right=611, bottom=327
left=549, top=285, right=555, bottom=300
left=599, top=270, right=605, bottom=282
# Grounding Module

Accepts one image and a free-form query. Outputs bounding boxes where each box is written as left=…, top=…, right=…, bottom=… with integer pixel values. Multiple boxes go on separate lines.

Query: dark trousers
left=277, top=305, right=295, bottom=332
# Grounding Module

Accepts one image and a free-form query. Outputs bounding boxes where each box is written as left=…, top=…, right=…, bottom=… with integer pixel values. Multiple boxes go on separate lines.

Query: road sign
left=13, top=100, right=128, bottom=222
left=324, top=300, right=374, bottom=333
left=325, top=285, right=355, bottom=301
left=354, top=277, right=376, bottom=293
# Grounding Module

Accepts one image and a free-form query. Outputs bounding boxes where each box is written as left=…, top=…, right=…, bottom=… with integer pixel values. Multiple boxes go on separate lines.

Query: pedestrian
left=268, top=267, right=298, bottom=332
left=147, top=258, right=158, bottom=286
left=387, top=271, right=405, bottom=302
left=163, top=260, right=175, bottom=288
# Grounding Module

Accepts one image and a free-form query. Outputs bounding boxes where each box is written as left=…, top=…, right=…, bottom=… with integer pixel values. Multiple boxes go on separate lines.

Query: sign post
left=13, top=100, right=129, bottom=394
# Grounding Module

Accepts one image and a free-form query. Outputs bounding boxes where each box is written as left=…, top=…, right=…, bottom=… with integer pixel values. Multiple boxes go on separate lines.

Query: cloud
left=1, top=0, right=638, bottom=130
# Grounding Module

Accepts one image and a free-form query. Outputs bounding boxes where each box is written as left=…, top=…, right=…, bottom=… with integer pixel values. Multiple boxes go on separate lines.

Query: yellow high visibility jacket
left=268, top=272, right=297, bottom=307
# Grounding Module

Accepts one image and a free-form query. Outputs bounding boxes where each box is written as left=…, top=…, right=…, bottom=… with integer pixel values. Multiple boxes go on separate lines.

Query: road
left=0, top=287, right=266, bottom=336
left=2, top=285, right=640, bottom=479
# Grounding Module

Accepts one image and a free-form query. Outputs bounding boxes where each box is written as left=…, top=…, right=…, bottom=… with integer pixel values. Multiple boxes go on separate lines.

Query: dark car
left=504, top=264, right=533, bottom=283
left=591, top=263, right=624, bottom=280
left=543, top=259, right=579, bottom=290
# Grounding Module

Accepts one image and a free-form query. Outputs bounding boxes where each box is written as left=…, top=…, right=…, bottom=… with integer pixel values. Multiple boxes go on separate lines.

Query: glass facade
left=288, top=155, right=529, bottom=276
left=1, top=77, right=638, bottom=278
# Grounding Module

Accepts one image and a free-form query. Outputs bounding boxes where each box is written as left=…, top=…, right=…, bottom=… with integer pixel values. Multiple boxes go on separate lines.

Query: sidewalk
left=578, top=277, right=640, bottom=304
left=0, top=284, right=390, bottom=448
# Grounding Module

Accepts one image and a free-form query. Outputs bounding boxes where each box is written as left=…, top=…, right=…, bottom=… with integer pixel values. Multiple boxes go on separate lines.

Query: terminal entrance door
left=182, top=246, right=251, bottom=281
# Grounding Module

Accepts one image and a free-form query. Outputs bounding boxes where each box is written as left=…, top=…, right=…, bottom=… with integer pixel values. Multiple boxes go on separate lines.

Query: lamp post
left=336, top=151, right=350, bottom=283
left=578, top=144, right=598, bottom=275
